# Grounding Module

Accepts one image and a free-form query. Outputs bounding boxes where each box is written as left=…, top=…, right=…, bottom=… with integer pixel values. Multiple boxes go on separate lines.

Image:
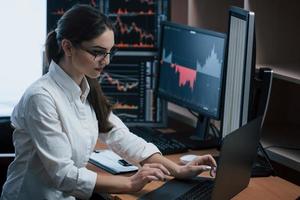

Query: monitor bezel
left=157, top=21, right=227, bottom=120
left=220, top=6, right=256, bottom=138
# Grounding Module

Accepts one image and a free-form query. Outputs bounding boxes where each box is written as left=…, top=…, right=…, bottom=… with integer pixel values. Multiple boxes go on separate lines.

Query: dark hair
left=45, top=4, right=114, bottom=133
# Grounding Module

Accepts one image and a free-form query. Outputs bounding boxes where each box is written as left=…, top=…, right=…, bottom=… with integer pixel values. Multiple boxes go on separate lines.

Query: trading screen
left=100, top=55, right=165, bottom=125
left=101, top=0, right=169, bottom=126
left=159, top=24, right=226, bottom=118
left=102, top=0, right=168, bottom=50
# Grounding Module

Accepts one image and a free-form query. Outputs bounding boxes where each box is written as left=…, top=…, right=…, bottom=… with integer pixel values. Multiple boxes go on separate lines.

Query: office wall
left=188, top=0, right=243, bottom=33
left=246, top=0, right=300, bottom=65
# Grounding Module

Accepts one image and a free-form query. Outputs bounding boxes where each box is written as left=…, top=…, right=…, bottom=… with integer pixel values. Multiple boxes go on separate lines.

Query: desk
left=88, top=142, right=300, bottom=200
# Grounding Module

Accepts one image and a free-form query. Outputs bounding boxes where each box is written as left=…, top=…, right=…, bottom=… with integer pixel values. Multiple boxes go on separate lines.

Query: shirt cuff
left=131, top=142, right=162, bottom=164
left=72, top=168, right=97, bottom=199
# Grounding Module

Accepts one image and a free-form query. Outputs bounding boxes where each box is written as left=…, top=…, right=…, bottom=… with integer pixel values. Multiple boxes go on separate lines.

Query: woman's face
left=72, top=29, right=115, bottom=79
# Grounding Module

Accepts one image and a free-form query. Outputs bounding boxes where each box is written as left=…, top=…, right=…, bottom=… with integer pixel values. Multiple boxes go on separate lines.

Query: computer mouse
left=180, top=154, right=198, bottom=164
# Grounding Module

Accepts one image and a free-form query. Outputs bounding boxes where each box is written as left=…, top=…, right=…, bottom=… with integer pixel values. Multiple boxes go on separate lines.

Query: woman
left=1, top=5, right=216, bottom=200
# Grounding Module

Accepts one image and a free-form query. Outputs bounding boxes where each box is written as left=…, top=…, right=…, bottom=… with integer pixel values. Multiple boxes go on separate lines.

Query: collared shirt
left=1, top=61, right=160, bottom=200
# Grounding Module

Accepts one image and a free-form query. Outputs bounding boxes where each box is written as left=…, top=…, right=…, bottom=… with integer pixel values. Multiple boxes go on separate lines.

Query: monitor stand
left=178, top=115, right=220, bottom=150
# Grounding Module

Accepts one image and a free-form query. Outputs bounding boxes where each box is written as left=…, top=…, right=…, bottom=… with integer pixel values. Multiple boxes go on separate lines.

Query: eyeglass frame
left=78, top=44, right=117, bottom=62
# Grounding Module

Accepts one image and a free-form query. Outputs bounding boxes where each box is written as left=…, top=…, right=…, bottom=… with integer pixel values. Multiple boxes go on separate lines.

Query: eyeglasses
left=80, top=45, right=117, bottom=62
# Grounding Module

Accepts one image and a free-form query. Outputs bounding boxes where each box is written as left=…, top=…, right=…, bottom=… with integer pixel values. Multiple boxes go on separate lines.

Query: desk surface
left=89, top=142, right=300, bottom=200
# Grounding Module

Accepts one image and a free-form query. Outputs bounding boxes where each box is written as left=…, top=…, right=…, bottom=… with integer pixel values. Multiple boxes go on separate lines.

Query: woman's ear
left=61, top=39, right=73, bottom=57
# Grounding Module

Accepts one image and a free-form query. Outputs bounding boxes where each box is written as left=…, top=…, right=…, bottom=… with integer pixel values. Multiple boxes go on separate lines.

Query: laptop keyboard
left=138, top=177, right=214, bottom=200
left=176, top=180, right=214, bottom=200
left=130, top=127, right=188, bottom=155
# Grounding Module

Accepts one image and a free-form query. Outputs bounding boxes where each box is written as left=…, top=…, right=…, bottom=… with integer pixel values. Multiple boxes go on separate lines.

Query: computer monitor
left=101, top=54, right=167, bottom=127
left=101, top=0, right=170, bottom=51
left=221, top=7, right=256, bottom=139
left=157, top=21, right=226, bottom=149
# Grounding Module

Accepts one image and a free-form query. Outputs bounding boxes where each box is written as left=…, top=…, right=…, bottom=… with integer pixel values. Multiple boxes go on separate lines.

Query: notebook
left=139, top=116, right=262, bottom=200
left=89, top=150, right=138, bottom=174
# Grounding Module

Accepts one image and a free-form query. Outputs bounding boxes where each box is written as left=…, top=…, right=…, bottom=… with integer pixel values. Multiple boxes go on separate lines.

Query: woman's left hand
left=175, top=154, right=217, bottom=179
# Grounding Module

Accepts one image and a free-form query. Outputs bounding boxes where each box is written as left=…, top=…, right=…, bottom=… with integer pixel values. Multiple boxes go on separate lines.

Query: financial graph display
left=48, top=0, right=169, bottom=48
left=158, top=23, right=226, bottom=119
left=100, top=56, right=165, bottom=125
left=103, top=0, right=169, bottom=50
left=112, top=15, right=155, bottom=48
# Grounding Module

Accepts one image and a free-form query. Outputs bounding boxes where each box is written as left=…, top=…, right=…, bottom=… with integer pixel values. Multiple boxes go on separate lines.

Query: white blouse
left=0, top=61, right=160, bottom=200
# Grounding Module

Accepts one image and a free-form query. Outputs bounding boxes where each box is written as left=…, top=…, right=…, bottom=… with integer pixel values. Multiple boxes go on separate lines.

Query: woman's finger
left=191, top=155, right=217, bottom=167
left=141, top=166, right=167, bottom=181
left=210, top=166, right=217, bottom=177
left=146, top=175, right=159, bottom=182
left=143, top=163, right=171, bottom=175
left=204, top=154, right=217, bottom=167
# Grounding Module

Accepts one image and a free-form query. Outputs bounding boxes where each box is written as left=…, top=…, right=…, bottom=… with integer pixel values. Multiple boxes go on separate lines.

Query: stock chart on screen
left=159, top=24, right=225, bottom=118
left=100, top=55, right=166, bottom=125
left=103, top=0, right=169, bottom=50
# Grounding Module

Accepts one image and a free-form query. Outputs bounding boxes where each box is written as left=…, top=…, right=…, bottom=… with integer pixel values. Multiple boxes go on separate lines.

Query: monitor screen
left=102, top=0, right=169, bottom=51
left=101, top=54, right=167, bottom=127
left=158, top=21, right=226, bottom=120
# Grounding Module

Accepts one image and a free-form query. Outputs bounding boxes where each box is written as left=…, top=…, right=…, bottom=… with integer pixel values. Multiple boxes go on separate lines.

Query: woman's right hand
left=127, top=163, right=170, bottom=192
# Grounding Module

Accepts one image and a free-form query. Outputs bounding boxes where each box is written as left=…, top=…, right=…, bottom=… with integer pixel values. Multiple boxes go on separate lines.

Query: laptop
left=139, top=117, right=262, bottom=200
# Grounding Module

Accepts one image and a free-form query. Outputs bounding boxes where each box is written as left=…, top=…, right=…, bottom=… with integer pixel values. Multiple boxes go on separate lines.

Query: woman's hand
left=127, top=163, right=171, bottom=192
left=175, top=154, right=217, bottom=179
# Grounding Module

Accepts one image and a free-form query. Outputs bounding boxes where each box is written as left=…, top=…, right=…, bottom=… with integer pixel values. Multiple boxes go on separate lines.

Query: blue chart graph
left=162, top=46, right=223, bottom=79
left=159, top=25, right=226, bottom=117
left=196, top=46, right=222, bottom=78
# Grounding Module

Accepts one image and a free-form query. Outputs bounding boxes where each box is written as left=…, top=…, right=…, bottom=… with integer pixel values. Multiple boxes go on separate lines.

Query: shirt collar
left=80, top=76, right=90, bottom=103
left=49, top=60, right=90, bottom=103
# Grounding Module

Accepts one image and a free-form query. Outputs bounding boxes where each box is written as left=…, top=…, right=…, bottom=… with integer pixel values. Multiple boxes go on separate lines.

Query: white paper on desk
left=89, top=150, right=138, bottom=174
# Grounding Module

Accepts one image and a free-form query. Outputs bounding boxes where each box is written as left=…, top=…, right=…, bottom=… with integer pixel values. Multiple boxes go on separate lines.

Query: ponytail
left=45, top=30, right=63, bottom=65
left=86, top=77, right=113, bottom=133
